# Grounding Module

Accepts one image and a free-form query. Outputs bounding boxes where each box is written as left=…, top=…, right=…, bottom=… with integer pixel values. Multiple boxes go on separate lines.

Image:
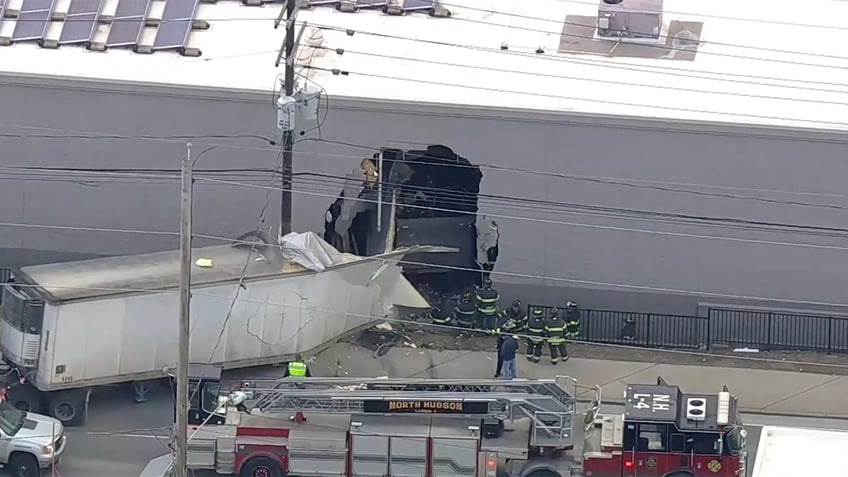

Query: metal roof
left=16, top=242, right=306, bottom=303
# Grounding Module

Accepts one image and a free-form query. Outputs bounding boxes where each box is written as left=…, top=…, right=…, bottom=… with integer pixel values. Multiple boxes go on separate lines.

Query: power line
left=555, top=0, right=848, bottom=32
left=307, top=22, right=848, bottom=92
left=7, top=161, right=848, bottom=251
left=2, top=279, right=848, bottom=367
left=302, top=65, right=848, bottom=129
left=8, top=164, right=848, bottom=250
left=3, top=216, right=848, bottom=309
left=315, top=45, right=848, bottom=108
left=438, top=2, right=848, bottom=64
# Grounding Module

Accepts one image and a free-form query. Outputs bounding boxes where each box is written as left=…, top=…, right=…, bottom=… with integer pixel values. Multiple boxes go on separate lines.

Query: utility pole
left=280, top=0, right=297, bottom=237
left=175, top=143, right=193, bottom=477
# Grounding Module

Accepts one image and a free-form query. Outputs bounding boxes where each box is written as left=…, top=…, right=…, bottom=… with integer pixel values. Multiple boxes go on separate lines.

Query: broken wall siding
left=2, top=75, right=848, bottom=316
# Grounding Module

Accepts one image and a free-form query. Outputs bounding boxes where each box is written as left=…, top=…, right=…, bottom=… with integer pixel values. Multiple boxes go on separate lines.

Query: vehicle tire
left=8, top=452, right=40, bottom=477
left=526, top=470, right=560, bottom=477
left=47, top=389, right=87, bottom=426
left=240, top=456, right=283, bottom=477
left=6, top=383, right=40, bottom=414
left=666, top=473, right=695, bottom=477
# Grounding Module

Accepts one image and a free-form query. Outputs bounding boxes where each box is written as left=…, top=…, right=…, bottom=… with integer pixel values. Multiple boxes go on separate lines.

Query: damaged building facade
left=1, top=0, right=848, bottom=318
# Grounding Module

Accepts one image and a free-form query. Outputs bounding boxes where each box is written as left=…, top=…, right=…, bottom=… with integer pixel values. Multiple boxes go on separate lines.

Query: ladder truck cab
left=581, top=379, right=748, bottom=477
left=183, top=369, right=599, bottom=477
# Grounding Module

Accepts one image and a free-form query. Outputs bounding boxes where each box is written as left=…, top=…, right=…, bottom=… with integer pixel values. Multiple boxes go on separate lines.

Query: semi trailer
left=0, top=232, right=435, bottom=426
left=140, top=373, right=747, bottom=477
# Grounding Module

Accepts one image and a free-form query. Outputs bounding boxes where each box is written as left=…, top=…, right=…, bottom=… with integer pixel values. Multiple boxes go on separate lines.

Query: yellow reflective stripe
left=288, top=362, right=307, bottom=377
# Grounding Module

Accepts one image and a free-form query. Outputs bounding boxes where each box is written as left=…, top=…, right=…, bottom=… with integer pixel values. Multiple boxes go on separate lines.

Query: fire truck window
left=188, top=381, right=201, bottom=410
left=669, top=433, right=686, bottom=453
left=637, top=424, right=668, bottom=451
left=687, top=433, right=720, bottom=455
left=623, top=423, right=637, bottom=450
left=201, top=382, right=221, bottom=414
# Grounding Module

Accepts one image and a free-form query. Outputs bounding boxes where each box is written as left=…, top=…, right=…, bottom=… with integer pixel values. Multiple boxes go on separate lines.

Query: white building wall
left=3, top=75, right=848, bottom=315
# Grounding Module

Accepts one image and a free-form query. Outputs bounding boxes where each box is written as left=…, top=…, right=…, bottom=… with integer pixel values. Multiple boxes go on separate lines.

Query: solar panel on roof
left=394, top=0, right=437, bottom=10
left=11, top=0, right=55, bottom=42
left=59, top=0, right=103, bottom=45
left=106, top=0, right=150, bottom=47
left=152, top=0, right=199, bottom=50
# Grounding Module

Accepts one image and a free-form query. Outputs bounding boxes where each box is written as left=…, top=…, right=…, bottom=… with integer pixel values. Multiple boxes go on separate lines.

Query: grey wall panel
left=1, top=78, right=848, bottom=315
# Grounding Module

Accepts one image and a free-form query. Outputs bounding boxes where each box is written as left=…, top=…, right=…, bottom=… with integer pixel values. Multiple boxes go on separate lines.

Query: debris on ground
left=345, top=315, right=848, bottom=376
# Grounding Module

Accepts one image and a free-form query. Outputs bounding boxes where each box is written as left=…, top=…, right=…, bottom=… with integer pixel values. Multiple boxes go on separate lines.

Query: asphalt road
left=41, top=377, right=848, bottom=477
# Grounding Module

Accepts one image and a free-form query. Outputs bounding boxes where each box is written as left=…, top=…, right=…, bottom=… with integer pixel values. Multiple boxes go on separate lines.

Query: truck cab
left=582, top=381, right=747, bottom=477
left=181, top=364, right=226, bottom=427
left=0, top=399, right=67, bottom=477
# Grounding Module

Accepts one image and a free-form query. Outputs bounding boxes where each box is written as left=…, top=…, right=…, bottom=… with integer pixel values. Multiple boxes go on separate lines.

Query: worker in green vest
left=283, top=353, right=312, bottom=378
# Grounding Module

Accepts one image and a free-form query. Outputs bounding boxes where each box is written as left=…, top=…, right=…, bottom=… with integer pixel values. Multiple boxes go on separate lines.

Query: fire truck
left=140, top=366, right=747, bottom=477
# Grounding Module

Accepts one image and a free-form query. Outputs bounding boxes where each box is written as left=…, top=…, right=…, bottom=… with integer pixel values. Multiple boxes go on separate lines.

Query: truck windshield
left=0, top=401, right=26, bottom=436
left=725, top=427, right=746, bottom=456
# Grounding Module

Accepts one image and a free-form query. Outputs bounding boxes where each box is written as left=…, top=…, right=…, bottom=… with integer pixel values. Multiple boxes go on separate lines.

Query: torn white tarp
left=282, top=231, right=345, bottom=271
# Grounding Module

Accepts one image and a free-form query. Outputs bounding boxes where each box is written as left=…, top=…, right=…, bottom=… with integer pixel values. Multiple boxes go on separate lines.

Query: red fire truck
left=140, top=365, right=747, bottom=477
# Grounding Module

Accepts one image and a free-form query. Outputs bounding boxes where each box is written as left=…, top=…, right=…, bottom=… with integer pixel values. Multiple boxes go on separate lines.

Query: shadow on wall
left=323, top=145, right=498, bottom=300
left=0, top=247, right=104, bottom=269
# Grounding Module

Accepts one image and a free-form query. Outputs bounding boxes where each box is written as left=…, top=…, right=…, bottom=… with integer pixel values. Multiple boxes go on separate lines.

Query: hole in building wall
left=323, top=145, right=497, bottom=301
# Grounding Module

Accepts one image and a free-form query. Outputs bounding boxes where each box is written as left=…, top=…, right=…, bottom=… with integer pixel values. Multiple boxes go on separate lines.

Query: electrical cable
left=555, top=0, right=848, bottom=32
left=7, top=166, right=848, bottom=251
left=195, top=176, right=848, bottom=252
left=437, top=2, right=848, bottom=64
left=306, top=22, right=848, bottom=92
left=2, top=278, right=848, bottom=366
left=313, top=45, right=848, bottom=108
left=8, top=6, right=847, bottom=66
left=302, top=64, right=848, bottom=129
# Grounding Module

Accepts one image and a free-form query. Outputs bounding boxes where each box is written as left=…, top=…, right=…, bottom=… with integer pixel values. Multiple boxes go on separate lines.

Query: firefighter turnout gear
left=564, top=301, right=581, bottom=339
left=546, top=309, right=568, bottom=364
left=430, top=305, right=452, bottom=326
left=475, top=281, right=500, bottom=330
left=455, top=294, right=477, bottom=328
left=526, top=307, right=546, bottom=362
left=500, top=299, right=527, bottom=332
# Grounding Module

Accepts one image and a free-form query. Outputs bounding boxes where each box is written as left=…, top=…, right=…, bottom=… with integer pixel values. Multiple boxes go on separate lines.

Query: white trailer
left=750, top=426, right=848, bottom=477
left=0, top=233, right=433, bottom=426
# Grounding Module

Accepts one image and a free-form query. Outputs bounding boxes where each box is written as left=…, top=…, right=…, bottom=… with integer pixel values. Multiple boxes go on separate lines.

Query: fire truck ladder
left=235, top=376, right=597, bottom=448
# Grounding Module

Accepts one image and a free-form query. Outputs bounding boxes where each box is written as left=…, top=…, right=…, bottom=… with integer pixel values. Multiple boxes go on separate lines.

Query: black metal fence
left=530, top=304, right=848, bottom=354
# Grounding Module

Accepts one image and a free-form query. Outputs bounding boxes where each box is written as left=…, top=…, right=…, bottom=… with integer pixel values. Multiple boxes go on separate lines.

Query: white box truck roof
left=751, top=426, right=848, bottom=477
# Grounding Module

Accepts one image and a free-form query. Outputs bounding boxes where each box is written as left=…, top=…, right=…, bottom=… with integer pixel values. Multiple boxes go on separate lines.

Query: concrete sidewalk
left=307, top=342, right=848, bottom=419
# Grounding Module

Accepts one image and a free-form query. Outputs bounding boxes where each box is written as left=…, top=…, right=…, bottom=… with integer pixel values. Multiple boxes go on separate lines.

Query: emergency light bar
left=716, top=391, right=731, bottom=426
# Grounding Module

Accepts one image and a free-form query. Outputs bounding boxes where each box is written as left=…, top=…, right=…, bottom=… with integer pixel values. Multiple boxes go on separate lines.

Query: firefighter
left=500, top=299, right=527, bottom=332
left=430, top=302, right=452, bottom=327
left=546, top=308, right=568, bottom=364
left=455, top=292, right=477, bottom=328
left=526, top=307, right=546, bottom=362
left=564, top=301, right=581, bottom=340
left=475, top=277, right=500, bottom=330
left=284, top=353, right=312, bottom=378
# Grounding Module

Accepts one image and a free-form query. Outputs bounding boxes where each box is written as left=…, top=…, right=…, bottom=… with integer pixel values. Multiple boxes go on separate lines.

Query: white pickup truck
left=752, top=425, right=848, bottom=477
left=0, top=399, right=66, bottom=477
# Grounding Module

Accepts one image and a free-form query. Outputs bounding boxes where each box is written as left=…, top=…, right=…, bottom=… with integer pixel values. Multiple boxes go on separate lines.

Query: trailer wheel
left=47, top=390, right=87, bottom=426
left=240, top=456, right=283, bottom=477
left=7, top=383, right=40, bottom=413
left=9, top=452, right=40, bottom=477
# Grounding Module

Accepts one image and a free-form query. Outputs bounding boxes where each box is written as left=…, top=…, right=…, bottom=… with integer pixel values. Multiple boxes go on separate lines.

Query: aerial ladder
left=229, top=376, right=602, bottom=448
